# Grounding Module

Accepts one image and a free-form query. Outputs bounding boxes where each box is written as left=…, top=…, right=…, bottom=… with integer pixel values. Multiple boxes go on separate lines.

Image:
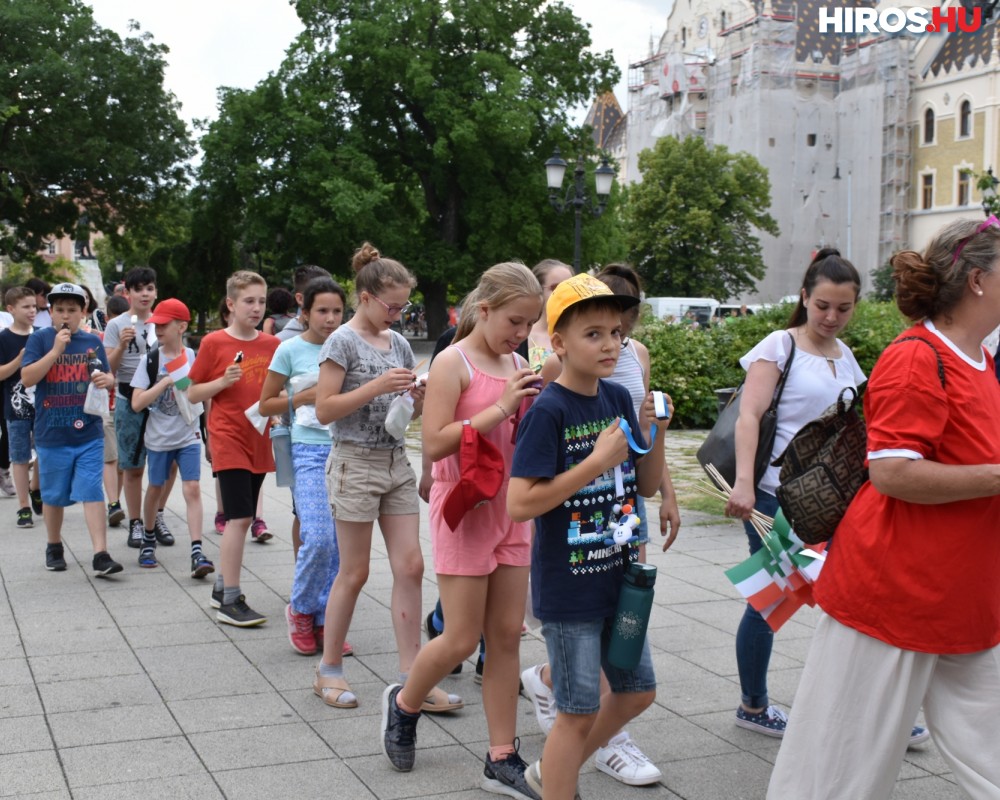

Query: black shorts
left=216, top=469, right=266, bottom=521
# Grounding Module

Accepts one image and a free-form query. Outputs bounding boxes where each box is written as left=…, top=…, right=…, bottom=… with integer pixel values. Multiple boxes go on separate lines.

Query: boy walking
left=103, top=267, right=177, bottom=547
left=188, top=271, right=279, bottom=626
left=130, top=298, right=214, bottom=578
left=0, top=287, right=38, bottom=527
left=21, top=283, right=122, bottom=576
left=507, top=274, right=667, bottom=800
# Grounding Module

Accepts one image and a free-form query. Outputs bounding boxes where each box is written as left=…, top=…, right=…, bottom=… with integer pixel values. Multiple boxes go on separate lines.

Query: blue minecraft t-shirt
left=511, top=380, right=646, bottom=622
left=22, top=327, right=109, bottom=447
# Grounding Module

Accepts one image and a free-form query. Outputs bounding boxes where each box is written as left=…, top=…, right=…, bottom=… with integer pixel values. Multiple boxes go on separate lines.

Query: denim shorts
left=36, top=439, right=104, bottom=507
left=148, top=443, right=201, bottom=486
left=541, top=616, right=657, bottom=715
left=6, top=419, right=34, bottom=464
left=115, top=396, right=146, bottom=470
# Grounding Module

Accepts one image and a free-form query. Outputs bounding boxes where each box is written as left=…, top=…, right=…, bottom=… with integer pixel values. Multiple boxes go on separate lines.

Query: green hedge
left=638, top=300, right=909, bottom=428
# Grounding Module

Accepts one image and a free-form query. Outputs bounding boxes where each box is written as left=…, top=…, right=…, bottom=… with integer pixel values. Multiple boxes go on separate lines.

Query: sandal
left=420, top=685, right=464, bottom=713
left=312, top=667, right=358, bottom=708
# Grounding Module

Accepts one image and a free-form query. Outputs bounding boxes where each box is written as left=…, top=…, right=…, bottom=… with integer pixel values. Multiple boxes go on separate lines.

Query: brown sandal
left=313, top=667, right=358, bottom=708
left=420, top=685, right=464, bottom=713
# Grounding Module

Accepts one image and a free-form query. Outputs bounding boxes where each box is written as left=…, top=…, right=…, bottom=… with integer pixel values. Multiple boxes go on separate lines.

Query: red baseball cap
left=442, top=423, right=505, bottom=531
left=148, top=298, right=191, bottom=325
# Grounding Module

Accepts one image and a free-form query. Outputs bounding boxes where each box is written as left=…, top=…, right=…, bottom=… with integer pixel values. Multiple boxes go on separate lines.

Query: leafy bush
left=637, top=300, right=908, bottom=428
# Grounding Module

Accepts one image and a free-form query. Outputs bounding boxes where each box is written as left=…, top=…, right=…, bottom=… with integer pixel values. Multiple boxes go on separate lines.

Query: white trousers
left=767, top=613, right=1000, bottom=800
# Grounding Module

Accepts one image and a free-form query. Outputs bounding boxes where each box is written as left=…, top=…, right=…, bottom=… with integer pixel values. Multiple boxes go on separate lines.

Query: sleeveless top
left=610, top=338, right=645, bottom=418
left=431, top=346, right=521, bottom=483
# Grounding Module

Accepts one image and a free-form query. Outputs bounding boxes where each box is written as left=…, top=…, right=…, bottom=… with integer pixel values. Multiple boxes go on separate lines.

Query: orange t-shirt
left=188, top=329, right=279, bottom=473
left=816, top=325, right=1000, bottom=654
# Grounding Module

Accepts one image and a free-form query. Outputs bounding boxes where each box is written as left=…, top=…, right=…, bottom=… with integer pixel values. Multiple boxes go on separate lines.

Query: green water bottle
left=607, top=562, right=657, bottom=670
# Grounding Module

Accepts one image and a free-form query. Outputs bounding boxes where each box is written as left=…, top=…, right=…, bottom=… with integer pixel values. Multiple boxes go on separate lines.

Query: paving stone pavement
left=0, top=342, right=962, bottom=798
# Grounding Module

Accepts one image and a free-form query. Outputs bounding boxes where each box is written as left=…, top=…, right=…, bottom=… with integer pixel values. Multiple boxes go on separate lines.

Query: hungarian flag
left=165, top=352, right=191, bottom=391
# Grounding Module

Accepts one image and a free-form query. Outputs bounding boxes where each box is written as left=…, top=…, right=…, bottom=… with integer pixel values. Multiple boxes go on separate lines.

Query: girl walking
left=259, top=277, right=346, bottom=656
left=380, top=263, right=542, bottom=798
left=313, top=243, right=457, bottom=713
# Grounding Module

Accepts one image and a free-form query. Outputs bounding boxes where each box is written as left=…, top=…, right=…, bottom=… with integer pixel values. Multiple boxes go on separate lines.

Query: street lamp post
left=544, top=148, right=615, bottom=272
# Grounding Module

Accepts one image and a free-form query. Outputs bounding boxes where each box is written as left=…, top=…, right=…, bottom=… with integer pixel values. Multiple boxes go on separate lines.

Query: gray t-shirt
left=318, top=326, right=414, bottom=448
left=103, top=312, right=157, bottom=383
left=130, top=346, right=200, bottom=451
left=276, top=316, right=306, bottom=342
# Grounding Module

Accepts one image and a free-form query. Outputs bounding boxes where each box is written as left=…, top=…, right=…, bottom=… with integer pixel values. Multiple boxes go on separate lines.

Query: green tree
left=0, top=0, right=192, bottom=262
left=624, top=136, right=779, bottom=299
left=286, top=0, right=620, bottom=334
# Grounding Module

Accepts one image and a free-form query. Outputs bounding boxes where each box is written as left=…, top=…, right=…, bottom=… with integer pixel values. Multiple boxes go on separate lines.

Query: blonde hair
left=453, top=262, right=542, bottom=343
left=226, top=270, right=266, bottom=299
left=351, top=241, right=416, bottom=297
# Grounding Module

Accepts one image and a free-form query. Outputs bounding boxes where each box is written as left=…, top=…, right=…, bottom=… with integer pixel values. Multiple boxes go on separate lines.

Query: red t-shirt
left=189, top=329, right=279, bottom=473
left=815, top=324, right=1000, bottom=654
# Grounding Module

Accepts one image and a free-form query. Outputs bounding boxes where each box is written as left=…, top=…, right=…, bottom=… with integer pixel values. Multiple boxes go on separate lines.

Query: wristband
left=495, top=401, right=510, bottom=418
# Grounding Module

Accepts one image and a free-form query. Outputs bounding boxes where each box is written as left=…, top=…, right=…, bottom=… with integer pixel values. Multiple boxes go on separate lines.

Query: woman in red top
left=768, top=218, right=1000, bottom=799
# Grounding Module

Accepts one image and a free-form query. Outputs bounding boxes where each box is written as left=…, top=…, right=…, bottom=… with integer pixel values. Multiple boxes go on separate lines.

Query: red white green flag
left=165, top=352, right=191, bottom=391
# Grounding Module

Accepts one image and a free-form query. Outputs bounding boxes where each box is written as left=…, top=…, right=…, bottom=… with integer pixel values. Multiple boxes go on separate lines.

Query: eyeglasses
left=370, top=295, right=412, bottom=316
left=952, top=215, right=1000, bottom=264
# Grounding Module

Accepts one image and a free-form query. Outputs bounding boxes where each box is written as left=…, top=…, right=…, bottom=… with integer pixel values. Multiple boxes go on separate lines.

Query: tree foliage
left=0, top=0, right=192, bottom=261
left=625, top=136, right=779, bottom=300
left=192, top=0, right=622, bottom=333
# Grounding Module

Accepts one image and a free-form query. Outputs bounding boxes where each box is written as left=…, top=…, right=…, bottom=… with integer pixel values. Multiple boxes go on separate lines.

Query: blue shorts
left=148, top=443, right=201, bottom=486
left=541, top=616, right=656, bottom=716
left=6, top=419, right=34, bottom=464
left=115, top=394, right=146, bottom=470
left=36, top=439, right=104, bottom=507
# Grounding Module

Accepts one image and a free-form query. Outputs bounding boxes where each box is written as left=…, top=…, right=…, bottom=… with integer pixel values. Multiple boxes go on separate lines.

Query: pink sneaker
left=214, top=512, right=226, bottom=534
left=312, top=626, right=354, bottom=657
left=343, top=640, right=354, bottom=657
left=286, top=604, right=317, bottom=655
left=251, top=518, right=272, bottom=543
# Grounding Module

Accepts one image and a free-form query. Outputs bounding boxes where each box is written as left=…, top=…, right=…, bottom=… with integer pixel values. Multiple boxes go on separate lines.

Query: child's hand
left=408, top=380, right=426, bottom=404
left=52, top=326, right=72, bottom=355
left=91, top=371, right=114, bottom=390
left=221, top=363, right=242, bottom=387
left=590, top=418, right=628, bottom=471
left=118, top=325, right=136, bottom=347
left=641, top=391, right=673, bottom=431
left=499, top=368, right=541, bottom=415
left=377, top=367, right=417, bottom=395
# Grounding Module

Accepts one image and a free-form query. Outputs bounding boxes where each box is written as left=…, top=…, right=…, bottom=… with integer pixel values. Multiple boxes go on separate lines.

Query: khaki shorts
left=103, top=416, right=118, bottom=463
left=326, top=442, right=419, bottom=522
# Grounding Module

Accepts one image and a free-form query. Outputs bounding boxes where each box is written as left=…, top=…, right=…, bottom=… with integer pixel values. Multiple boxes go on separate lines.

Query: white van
left=644, top=297, right=720, bottom=326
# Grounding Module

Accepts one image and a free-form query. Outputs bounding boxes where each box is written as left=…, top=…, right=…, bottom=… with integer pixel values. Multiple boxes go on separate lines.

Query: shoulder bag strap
left=891, top=335, right=946, bottom=389
left=767, top=331, right=797, bottom=413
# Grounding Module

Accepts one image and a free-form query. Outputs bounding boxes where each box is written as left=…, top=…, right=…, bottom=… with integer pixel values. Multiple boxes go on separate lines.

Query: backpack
left=130, top=345, right=160, bottom=463
left=772, top=335, right=945, bottom=545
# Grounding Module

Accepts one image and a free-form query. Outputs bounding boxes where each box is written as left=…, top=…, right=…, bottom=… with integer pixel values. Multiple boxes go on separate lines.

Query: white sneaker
left=0, top=467, right=14, bottom=496
left=594, top=732, right=662, bottom=786
left=520, top=664, right=557, bottom=735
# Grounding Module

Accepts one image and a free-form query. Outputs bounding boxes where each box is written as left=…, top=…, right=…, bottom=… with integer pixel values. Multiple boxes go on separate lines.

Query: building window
left=922, top=173, right=934, bottom=209
left=958, top=171, right=971, bottom=206
left=721, top=10, right=727, bottom=29
left=806, top=134, right=816, bottom=146
left=47, top=240, right=56, bottom=255
left=959, top=100, right=972, bottom=137
left=923, top=108, right=935, bottom=144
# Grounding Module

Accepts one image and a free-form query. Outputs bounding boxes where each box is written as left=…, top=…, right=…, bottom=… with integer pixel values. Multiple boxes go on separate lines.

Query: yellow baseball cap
left=546, top=273, right=640, bottom=336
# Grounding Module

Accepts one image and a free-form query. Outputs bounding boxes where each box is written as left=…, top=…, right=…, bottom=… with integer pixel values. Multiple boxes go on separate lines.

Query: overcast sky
left=85, top=0, right=672, bottom=128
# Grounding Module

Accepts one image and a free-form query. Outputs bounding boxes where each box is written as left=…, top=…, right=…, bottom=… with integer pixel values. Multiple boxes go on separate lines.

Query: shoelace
left=618, top=738, right=651, bottom=765
left=764, top=705, right=788, bottom=724
left=389, top=712, right=417, bottom=746
left=291, top=611, right=312, bottom=636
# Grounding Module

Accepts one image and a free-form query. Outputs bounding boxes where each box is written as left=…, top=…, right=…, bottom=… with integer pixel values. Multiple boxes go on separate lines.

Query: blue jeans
left=736, top=487, right=780, bottom=709
left=290, top=443, right=339, bottom=624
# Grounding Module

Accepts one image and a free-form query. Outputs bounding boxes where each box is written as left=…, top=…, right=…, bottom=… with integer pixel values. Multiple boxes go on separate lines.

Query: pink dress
left=428, top=346, right=531, bottom=576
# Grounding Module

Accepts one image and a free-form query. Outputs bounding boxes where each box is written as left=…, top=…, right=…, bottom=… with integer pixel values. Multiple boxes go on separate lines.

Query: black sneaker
left=191, top=554, right=215, bottom=579
left=30, top=488, right=43, bottom=516
left=17, top=507, right=33, bottom=528
left=127, top=519, right=143, bottom=549
left=217, top=595, right=266, bottom=627
left=210, top=586, right=224, bottom=609
left=45, top=542, right=66, bottom=571
left=475, top=653, right=485, bottom=685
left=425, top=610, right=462, bottom=675
left=154, top=510, right=175, bottom=545
left=482, top=739, right=540, bottom=800
left=381, top=684, right=420, bottom=772
left=138, top=543, right=158, bottom=568
left=92, top=551, right=123, bottom=577
left=107, top=501, right=125, bottom=528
